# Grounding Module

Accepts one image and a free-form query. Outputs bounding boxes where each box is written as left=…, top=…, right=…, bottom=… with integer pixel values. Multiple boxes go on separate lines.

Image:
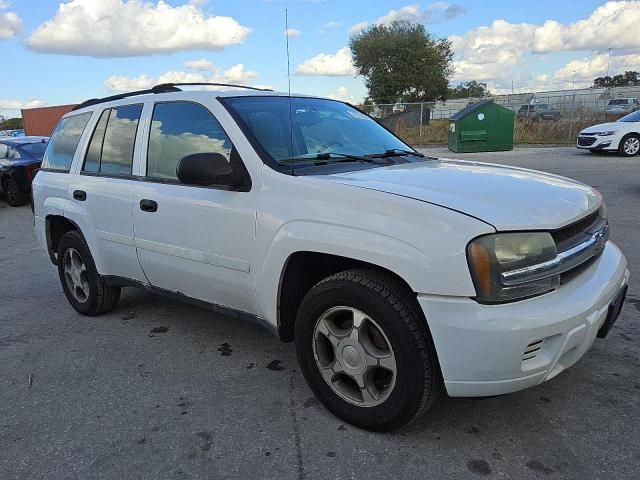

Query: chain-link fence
left=359, top=86, right=640, bottom=147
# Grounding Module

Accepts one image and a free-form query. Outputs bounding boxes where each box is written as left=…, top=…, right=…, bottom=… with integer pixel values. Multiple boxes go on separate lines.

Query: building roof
left=449, top=99, right=493, bottom=121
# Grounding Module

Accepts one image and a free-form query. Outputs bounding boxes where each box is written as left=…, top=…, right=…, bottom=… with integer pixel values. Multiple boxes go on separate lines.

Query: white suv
left=33, top=84, right=629, bottom=432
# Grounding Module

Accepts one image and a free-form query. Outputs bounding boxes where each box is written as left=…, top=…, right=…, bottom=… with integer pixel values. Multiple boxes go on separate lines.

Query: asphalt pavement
left=1, top=146, right=638, bottom=479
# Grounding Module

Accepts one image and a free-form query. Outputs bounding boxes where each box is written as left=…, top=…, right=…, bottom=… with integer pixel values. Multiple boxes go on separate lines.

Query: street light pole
left=607, top=48, right=612, bottom=78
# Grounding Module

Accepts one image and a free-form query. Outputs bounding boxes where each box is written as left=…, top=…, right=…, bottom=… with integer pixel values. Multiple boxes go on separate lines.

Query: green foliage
left=593, top=71, right=640, bottom=88
left=0, top=117, right=23, bottom=130
left=349, top=21, right=453, bottom=104
left=449, top=81, right=490, bottom=99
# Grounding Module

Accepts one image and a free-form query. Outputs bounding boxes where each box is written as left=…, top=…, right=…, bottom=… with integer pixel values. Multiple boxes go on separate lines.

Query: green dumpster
left=448, top=100, right=514, bottom=153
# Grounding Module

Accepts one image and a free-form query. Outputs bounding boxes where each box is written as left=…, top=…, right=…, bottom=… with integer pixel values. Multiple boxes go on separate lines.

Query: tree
left=449, top=81, right=490, bottom=99
left=593, top=71, right=640, bottom=88
left=0, top=117, right=23, bottom=130
left=349, top=21, right=453, bottom=104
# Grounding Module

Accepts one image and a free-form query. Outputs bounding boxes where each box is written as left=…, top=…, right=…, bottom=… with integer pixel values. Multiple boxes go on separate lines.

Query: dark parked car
left=517, top=104, right=561, bottom=121
left=0, top=136, right=48, bottom=206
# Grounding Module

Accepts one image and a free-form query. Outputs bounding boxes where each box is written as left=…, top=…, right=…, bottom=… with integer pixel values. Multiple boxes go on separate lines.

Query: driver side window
left=146, top=101, right=233, bottom=181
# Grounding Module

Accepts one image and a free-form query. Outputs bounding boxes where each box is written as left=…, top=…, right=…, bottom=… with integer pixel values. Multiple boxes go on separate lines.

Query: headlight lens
left=467, top=232, right=559, bottom=303
left=595, top=131, right=616, bottom=136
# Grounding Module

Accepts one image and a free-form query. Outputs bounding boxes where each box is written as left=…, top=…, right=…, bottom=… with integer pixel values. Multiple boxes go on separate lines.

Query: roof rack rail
left=72, top=84, right=181, bottom=111
left=153, top=82, right=273, bottom=92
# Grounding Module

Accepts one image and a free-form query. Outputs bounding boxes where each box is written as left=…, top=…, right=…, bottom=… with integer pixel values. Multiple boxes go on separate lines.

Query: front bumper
left=418, top=241, right=629, bottom=397
left=576, top=134, right=622, bottom=151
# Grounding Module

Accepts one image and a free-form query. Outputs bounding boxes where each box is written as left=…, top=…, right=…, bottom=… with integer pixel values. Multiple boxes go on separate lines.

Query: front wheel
left=619, top=134, right=640, bottom=157
left=294, top=269, right=442, bottom=432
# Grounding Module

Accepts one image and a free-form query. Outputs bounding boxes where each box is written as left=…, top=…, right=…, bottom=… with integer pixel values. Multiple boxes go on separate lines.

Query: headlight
left=595, top=131, right=616, bottom=136
left=599, top=202, right=608, bottom=221
left=467, top=232, right=559, bottom=303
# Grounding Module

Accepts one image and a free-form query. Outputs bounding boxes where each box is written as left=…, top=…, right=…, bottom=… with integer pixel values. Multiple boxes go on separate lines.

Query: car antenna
left=285, top=8, right=294, bottom=161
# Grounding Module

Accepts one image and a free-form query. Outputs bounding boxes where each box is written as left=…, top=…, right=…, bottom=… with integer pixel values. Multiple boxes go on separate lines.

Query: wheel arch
left=45, top=214, right=82, bottom=265
left=275, top=251, right=418, bottom=343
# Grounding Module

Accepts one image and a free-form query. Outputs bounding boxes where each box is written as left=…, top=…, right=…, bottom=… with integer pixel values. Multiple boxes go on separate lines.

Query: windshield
left=618, top=110, right=640, bottom=122
left=223, top=96, right=411, bottom=164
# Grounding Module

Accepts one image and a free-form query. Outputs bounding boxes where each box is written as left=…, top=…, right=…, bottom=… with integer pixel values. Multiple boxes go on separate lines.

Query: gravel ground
left=0, top=146, right=638, bottom=479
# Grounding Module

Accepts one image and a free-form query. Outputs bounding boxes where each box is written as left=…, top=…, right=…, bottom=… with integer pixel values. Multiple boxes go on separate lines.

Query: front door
left=132, top=100, right=259, bottom=314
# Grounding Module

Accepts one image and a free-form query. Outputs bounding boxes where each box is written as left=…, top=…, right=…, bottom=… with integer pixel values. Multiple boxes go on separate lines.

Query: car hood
left=580, top=122, right=622, bottom=133
left=318, top=159, right=600, bottom=231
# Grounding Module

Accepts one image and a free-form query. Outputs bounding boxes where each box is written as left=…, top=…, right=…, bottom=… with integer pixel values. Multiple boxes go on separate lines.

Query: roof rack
left=153, top=82, right=273, bottom=92
left=72, top=84, right=181, bottom=111
left=72, top=82, right=272, bottom=111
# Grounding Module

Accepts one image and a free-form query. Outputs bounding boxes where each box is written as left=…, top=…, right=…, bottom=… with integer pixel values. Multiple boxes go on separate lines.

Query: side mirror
left=176, top=152, right=243, bottom=187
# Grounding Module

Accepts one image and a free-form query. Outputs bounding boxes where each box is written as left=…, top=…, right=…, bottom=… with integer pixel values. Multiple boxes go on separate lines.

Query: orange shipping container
left=21, top=104, right=78, bottom=137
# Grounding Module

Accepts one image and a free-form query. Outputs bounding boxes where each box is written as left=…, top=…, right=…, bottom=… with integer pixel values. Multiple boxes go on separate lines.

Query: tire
left=57, top=230, right=121, bottom=316
left=4, top=177, right=27, bottom=207
left=294, top=269, right=442, bottom=432
left=618, top=133, right=640, bottom=157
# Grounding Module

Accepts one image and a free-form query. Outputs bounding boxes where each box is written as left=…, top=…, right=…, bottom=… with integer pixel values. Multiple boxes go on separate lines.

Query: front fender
left=255, top=218, right=487, bottom=327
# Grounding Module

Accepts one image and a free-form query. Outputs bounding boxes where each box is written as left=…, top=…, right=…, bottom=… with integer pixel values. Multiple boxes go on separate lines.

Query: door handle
left=139, top=199, right=158, bottom=212
left=73, top=190, right=86, bottom=201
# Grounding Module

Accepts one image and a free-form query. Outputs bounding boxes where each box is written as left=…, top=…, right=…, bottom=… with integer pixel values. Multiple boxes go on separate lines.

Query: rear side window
left=41, top=113, right=92, bottom=172
left=146, top=101, right=232, bottom=180
left=82, top=104, right=142, bottom=176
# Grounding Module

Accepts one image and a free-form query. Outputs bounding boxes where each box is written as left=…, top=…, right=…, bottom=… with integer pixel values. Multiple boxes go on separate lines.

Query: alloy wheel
left=63, top=247, right=90, bottom=303
left=623, top=136, right=640, bottom=155
left=312, top=306, right=397, bottom=407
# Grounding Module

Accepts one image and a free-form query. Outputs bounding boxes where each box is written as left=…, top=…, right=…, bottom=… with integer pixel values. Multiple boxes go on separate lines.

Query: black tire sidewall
left=295, top=276, right=432, bottom=431
left=5, top=178, right=26, bottom=207
left=57, top=231, right=103, bottom=315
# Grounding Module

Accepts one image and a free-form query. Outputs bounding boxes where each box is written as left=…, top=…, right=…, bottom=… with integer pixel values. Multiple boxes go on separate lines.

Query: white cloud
left=284, top=28, right=301, bottom=37
left=449, top=1, right=640, bottom=87
left=0, top=0, right=20, bottom=39
left=349, top=21, right=368, bottom=34
left=0, top=99, right=48, bottom=110
left=295, top=47, right=356, bottom=76
left=533, top=1, right=640, bottom=53
left=376, top=2, right=465, bottom=25
left=26, top=0, right=251, bottom=57
left=184, top=59, right=214, bottom=71
left=554, top=52, right=640, bottom=82
left=325, top=86, right=361, bottom=103
left=105, top=64, right=258, bottom=92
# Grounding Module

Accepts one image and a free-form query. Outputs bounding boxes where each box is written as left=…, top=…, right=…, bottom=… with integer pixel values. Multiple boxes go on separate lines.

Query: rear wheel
left=57, top=230, right=120, bottom=315
left=4, top=177, right=27, bottom=207
left=295, top=269, right=442, bottom=432
left=619, top=134, right=640, bottom=156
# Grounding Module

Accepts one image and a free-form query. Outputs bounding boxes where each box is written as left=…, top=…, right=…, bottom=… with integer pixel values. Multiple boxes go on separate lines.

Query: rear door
left=68, top=103, right=147, bottom=283
left=132, top=99, right=259, bottom=314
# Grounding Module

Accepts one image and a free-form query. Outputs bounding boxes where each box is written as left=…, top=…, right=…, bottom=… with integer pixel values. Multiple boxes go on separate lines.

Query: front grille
left=551, top=209, right=601, bottom=251
left=552, top=209, right=606, bottom=284
left=578, top=136, right=597, bottom=146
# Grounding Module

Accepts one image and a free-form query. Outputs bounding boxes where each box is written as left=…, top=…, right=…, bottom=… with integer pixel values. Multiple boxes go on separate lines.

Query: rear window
left=82, top=104, right=143, bottom=176
left=41, top=113, right=92, bottom=172
left=608, top=99, right=628, bottom=105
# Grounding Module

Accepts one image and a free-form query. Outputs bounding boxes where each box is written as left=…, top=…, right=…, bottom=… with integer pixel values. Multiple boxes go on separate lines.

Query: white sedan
left=577, top=110, right=640, bottom=156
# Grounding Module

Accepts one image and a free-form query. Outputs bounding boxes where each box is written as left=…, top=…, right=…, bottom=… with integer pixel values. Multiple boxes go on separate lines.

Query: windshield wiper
left=280, top=152, right=386, bottom=166
left=367, top=149, right=425, bottom=158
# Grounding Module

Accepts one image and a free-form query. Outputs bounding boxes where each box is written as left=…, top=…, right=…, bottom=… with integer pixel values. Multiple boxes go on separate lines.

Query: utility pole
left=607, top=48, right=612, bottom=78
left=572, top=71, right=576, bottom=90
left=511, top=79, right=514, bottom=95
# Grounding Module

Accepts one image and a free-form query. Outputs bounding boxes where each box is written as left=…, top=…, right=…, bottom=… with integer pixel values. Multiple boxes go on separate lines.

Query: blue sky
left=1, top=0, right=638, bottom=118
